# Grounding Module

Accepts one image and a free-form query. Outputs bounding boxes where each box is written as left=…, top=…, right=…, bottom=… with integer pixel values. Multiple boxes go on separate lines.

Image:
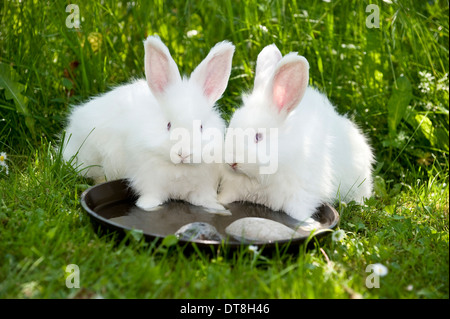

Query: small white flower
left=372, top=263, right=388, bottom=277
left=187, top=30, right=198, bottom=38
left=331, top=229, right=346, bottom=242
left=418, top=71, right=435, bottom=94
left=248, top=245, right=259, bottom=253
left=419, top=71, right=434, bottom=81
left=437, top=73, right=449, bottom=92
left=418, top=81, right=431, bottom=93
left=258, top=25, right=268, bottom=33
left=21, top=281, right=41, bottom=298
left=0, top=152, right=9, bottom=175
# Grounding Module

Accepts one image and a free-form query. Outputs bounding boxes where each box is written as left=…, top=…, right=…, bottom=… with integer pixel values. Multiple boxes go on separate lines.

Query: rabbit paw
left=203, top=206, right=232, bottom=216
left=203, top=202, right=232, bottom=216
left=195, top=200, right=232, bottom=215
left=136, top=196, right=164, bottom=211
left=187, top=193, right=232, bottom=215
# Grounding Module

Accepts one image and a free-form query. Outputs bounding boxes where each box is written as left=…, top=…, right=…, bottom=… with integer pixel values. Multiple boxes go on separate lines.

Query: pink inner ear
left=203, top=54, right=231, bottom=102
left=273, top=85, right=289, bottom=111
left=203, top=68, right=218, bottom=98
left=272, top=62, right=308, bottom=114
left=146, top=47, right=170, bottom=94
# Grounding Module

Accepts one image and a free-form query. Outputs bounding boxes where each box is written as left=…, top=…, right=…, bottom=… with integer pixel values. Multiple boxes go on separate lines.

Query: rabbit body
left=63, top=36, right=235, bottom=213
left=219, top=45, right=374, bottom=221
left=63, top=80, right=152, bottom=182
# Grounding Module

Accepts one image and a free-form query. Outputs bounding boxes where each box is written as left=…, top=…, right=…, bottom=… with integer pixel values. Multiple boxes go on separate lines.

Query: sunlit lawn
left=0, top=0, right=448, bottom=299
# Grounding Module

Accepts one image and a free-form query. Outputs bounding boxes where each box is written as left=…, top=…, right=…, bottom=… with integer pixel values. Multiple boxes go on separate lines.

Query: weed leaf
left=413, top=113, right=438, bottom=147
left=387, top=75, right=413, bottom=137
left=0, top=63, right=36, bottom=136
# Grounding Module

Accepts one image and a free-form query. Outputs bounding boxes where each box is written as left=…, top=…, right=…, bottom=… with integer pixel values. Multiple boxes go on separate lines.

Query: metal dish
left=81, top=179, right=339, bottom=249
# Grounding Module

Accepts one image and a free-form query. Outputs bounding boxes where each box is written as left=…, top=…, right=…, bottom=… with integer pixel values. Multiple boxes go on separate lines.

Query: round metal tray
left=81, top=179, right=339, bottom=249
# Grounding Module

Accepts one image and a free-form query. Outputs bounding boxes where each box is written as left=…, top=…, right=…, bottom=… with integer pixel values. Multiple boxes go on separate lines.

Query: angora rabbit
left=63, top=36, right=235, bottom=214
left=219, top=44, right=374, bottom=221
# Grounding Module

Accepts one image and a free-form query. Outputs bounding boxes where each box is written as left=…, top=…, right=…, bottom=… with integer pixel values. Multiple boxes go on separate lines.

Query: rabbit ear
left=254, top=44, right=282, bottom=90
left=270, top=53, right=309, bottom=114
left=190, top=41, right=235, bottom=104
left=144, top=36, right=181, bottom=98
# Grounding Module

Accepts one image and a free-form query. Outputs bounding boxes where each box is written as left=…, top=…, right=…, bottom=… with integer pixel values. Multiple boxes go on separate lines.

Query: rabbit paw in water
left=136, top=195, right=164, bottom=211
left=136, top=194, right=231, bottom=215
left=189, top=197, right=232, bottom=215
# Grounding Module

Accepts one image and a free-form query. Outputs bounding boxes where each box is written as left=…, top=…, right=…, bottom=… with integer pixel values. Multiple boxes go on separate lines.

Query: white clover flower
left=418, top=71, right=435, bottom=94
left=0, top=152, right=8, bottom=175
left=248, top=245, right=259, bottom=253
left=331, top=229, right=346, bottom=242
left=437, top=73, right=449, bottom=92
left=371, top=263, right=388, bottom=277
left=419, top=71, right=434, bottom=81
left=187, top=30, right=199, bottom=38
left=418, top=81, right=431, bottom=93
left=258, top=25, right=268, bottom=33
left=21, top=281, right=41, bottom=298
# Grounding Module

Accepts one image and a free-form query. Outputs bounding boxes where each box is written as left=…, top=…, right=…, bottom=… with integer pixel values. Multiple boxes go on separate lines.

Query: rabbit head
left=224, top=44, right=309, bottom=177
left=142, top=36, right=235, bottom=165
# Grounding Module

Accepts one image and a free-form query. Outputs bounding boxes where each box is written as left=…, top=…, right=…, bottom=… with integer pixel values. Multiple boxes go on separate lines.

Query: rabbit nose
left=230, top=163, right=238, bottom=170
left=178, top=151, right=191, bottom=162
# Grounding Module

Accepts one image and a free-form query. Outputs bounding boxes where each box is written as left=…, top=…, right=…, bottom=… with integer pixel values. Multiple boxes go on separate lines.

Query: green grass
left=0, top=0, right=448, bottom=299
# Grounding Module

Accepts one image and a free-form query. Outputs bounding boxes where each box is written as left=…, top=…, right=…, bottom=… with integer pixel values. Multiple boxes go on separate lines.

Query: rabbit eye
left=200, top=124, right=203, bottom=132
left=255, top=132, right=263, bottom=143
left=167, top=122, right=171, bottom=131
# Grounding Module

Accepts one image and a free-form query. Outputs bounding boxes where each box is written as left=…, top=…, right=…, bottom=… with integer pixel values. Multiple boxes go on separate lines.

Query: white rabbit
left=63, top=35, right=235, bottom=214
left=218, top=44, right=374, bottom=221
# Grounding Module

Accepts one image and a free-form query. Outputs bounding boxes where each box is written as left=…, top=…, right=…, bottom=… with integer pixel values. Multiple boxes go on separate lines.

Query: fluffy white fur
left=218, top=44, right=374, bottom=221
left=63, top=35, right=235, bottom=213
